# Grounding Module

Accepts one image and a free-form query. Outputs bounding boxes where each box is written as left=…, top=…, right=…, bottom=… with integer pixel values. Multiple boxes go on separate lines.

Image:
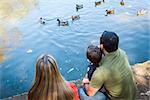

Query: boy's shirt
left=87, top=63, right=99, bottom=81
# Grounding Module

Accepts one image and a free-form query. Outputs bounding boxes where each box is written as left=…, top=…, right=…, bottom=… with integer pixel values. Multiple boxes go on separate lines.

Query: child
left=85, top=44, right=102, bottom=81
left=79, top=45, right=108, bottom=99
left=81, top=45, right=102, bottom=96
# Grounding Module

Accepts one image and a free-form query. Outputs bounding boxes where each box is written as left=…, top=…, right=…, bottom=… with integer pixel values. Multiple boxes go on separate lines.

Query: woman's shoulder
left=66, top=82, right=76, bottom=88
left=66, top=82, right=80, bottom=100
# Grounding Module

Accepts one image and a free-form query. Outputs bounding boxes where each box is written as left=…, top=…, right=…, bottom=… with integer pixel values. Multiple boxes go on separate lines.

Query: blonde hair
left=28, top=54, right=74, bottom=100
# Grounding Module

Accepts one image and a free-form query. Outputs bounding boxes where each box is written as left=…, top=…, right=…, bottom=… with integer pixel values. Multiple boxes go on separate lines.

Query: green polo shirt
left=89, top=48, right=136, bottom=100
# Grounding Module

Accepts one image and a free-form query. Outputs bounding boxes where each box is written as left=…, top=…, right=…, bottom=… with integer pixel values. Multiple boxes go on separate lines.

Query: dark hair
left=86, top=45, right=102, bottom=64
left=57, top=19, right=60, bottom=22
left=100, top=31, right=119, bottom=53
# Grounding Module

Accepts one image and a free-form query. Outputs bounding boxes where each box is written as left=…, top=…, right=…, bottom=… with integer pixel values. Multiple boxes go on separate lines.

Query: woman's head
left=28, top=54, right=73, bottom=100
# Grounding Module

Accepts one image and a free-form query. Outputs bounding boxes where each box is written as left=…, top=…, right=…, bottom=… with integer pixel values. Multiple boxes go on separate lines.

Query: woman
left=28, top=54, right=79, bottom=100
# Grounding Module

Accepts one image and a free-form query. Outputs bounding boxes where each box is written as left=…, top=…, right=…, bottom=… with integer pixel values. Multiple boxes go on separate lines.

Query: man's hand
left=82, top=78, right=99, bottom=96
left=82, top=78, right=89, bottom=85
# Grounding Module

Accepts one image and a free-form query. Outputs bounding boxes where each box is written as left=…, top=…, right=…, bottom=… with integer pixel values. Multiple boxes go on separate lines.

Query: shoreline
left=2, top=60, right=150, bottom=100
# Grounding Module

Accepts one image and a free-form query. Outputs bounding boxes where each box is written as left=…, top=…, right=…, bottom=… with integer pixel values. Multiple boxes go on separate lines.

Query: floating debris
left=26, top=49, right=33, bottom=54
left=80, top=74, right=82, bottom=76
left=65, top=60, right=68, bottom=63
left=67, top=68, right=74, bottom=73
left=20, top=80, right=23, bottom=83
left=59, top=68, right=62, bottom=70
left=65, top=59, right=71, bottom=63
left=75, top=67, right=80, bottom=71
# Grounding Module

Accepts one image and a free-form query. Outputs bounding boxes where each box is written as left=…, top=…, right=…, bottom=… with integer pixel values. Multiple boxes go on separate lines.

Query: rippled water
left=0, top=0, right=150, bottom=98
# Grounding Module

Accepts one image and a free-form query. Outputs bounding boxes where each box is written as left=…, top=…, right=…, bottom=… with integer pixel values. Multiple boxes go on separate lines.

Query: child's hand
left=82, top=78, right=89, bottom=85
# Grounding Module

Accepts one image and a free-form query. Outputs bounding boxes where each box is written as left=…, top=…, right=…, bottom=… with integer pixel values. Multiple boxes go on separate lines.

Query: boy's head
left=86, top=45, right=102, bottom=64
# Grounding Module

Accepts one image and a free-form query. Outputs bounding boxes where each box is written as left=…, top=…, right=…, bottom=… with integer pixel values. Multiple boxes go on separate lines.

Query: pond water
left=0, top=0, right=150, bottom=99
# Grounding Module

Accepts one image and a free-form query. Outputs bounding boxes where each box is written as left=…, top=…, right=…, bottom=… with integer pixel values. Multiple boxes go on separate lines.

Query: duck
left=105, top=9, right=115, bottom=16
left=120, top=0, right=125, bottom=6
left=57, top=19, right=69, bottom=26
left=137, top=9, right=147, bottom=16
left=71, top=15, right=80, bottom=21
left=76, top=4, right=83, bottom=11
left=39, top=17, right=45, bottom=24
left=95, top=1, right=102, bottom=7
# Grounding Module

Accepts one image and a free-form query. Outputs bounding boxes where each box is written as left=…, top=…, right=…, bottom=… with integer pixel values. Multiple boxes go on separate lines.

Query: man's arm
left=83, top=68, right=105, bottom=96
left=86, top=84, right=99, bottom=96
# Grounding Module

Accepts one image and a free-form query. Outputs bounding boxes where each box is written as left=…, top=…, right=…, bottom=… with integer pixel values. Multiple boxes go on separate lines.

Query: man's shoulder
left=91, top=66, right=110, bottom=82
left=119, top=48, right=127, bottom=56
left=94, top=66, right=109, bottom=75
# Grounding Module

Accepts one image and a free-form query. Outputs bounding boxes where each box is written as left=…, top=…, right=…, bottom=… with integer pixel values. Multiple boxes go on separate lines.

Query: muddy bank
left=132, top=60, right=150, bottom=100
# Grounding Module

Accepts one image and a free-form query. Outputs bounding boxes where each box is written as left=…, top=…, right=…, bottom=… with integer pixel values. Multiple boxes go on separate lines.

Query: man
left=82, top=31, right=136, bottom=100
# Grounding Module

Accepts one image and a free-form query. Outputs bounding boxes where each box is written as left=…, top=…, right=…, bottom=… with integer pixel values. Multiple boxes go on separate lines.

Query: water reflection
left=0, top=51, right=6, bottom=62
left=0, top=26, right=22, bottom=62
left=0, top=0, right=37, bottom=22
left=0, top=0, right=37, bottom=62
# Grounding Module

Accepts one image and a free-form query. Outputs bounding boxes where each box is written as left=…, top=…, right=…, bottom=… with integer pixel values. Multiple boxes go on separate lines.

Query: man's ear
left=100, top=44, right=104, bottom=50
